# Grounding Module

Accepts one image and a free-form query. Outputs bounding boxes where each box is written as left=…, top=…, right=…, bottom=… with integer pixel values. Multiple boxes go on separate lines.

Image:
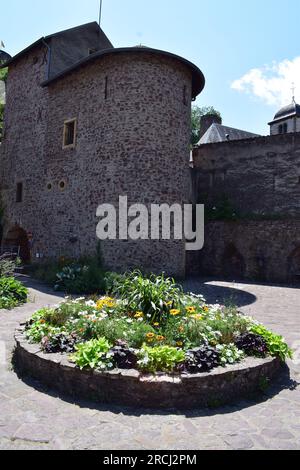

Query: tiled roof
left=198, top=123, right=260, bottom=145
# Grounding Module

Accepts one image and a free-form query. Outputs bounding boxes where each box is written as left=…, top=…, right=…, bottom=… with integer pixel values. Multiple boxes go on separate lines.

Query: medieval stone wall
left=0, top=43, right=49, bottom=249
left=189, top=220, right=300, bottom=283
left=192, top=133, right=300, bottom=217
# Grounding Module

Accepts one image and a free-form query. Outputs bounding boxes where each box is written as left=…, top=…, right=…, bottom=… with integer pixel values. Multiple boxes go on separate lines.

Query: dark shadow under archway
left=3, top=226, right=31, bottom=263
left=288, top=246, right=300, bottom=283
left=222, top=243, right=246, bottom=280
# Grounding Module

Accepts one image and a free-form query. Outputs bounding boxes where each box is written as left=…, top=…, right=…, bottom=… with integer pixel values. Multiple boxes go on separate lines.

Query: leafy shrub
left=104, top=272, right=126, bottom=294
left=251, top=325, right=293, bottom=361
left=31, top=257, right=106, bottom=295
left=55, top=259, right=105, bottom=295
left=215, top=343, right=244, bottom=365
left=26, top=321, right=64, bottom=343
left=112, top=270, right=182, bottom=323
left=70, top=338, right=113, bottom=370
left=180, top=346, right=220, bottom=374
left=235, top=333, right=268, bottom=358
left=204, top=306, right=252, bottom=344
left=137, top=345, right=185, bottom=373
left=41, top=333, right=78, bottom=354
left=0, top=257, right=21, bottom=277
left=0, top=276, right=28, bottom=309
left=73, top=315, right=156, bottom=349
left=110, top=340, right=138, bottom=369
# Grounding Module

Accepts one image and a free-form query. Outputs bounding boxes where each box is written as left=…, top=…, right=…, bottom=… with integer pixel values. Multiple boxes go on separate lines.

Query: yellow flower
left=178, top=326, right=184, bottom=333
left=203, top=306, right=209, bottom=313
left=191, top=314, right=203, bottom=321
left=153, top=322, right=160, bottom=327
left=146, top=333, right=155, bottom=339
left=176, top=341, right=183, bottom=347
left=134, top=312, right=144, bottom=319
left=166, top=301, right=173, bottom=306
left=170, top=309, right=181, bottom=316
left=186, top=306, right=196, bottom=313
left=156, top=335, right=165, bottom=342
left=96, top=297, right=116, bottom=310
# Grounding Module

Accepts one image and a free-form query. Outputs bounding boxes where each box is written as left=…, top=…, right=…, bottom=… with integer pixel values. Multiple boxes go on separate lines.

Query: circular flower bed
left=23, top=271, right=292, bottom=375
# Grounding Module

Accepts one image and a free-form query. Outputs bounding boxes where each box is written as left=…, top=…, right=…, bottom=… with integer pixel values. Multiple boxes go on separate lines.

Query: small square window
left=63, top=119, right=77, bottom=149
left=16, top=182, right=23, bottom=203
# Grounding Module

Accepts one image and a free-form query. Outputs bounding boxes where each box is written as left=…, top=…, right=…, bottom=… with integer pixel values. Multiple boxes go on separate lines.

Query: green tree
left=0, top=67, right=8, bottom=82
left=191, top=105, right=221, bottom=145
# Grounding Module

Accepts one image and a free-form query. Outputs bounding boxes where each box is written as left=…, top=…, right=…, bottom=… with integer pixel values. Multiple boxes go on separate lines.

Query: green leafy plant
left=215, top=343, right=244, bottom=365
left=137, top=345, right=185, bottom=373
left=26, top=321, right=64, bottom=343
left=251, top=325, right=293, bottom=361
left=70, top=338, right=113, bottom=370
left=112, top=270, right=182, bottom=323
left=55, top=258, right=105, bottom=295
left=191, top=105, right=222, bottom=145
left=0, top=276, right=28, bottom=309
left=0, top=257, right=21, bottom=277
left=104, top=271, right=126, bottom=294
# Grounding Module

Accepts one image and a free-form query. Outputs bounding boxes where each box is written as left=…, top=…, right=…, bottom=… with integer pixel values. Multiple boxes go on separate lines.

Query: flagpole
left=99, top=0, right=103, bottom=26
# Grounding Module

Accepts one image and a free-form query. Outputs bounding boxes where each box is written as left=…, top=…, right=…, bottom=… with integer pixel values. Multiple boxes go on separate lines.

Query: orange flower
left=146, top=332, right=155, bottom=339
left=40, top=319, right=46, bottom=324
left=156, top=335, right=165, bottom=342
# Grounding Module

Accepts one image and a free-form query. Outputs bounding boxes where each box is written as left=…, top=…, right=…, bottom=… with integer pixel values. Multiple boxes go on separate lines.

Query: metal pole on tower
left=99, top=0, right=103, bottom=26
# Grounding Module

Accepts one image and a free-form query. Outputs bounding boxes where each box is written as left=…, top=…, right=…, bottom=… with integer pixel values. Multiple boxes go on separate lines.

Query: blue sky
left=1, top=0, right=300, bottom=135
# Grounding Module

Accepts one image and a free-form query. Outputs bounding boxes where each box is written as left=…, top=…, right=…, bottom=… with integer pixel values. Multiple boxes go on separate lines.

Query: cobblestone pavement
left=0, top=276, right=299, bottom=450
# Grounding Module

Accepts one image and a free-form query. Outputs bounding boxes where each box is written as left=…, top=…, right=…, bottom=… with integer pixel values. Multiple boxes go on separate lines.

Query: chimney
left=199, top=114, right=222, bottom=140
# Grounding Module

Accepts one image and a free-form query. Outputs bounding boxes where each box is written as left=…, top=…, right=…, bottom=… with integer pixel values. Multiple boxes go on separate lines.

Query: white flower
left=98, top=313, right=108, bottom=321
left=75, top=297, right=85, bottom=303
left=126, top=319, right=133, bottom=324
left=85, top=300, right=96, bottom=307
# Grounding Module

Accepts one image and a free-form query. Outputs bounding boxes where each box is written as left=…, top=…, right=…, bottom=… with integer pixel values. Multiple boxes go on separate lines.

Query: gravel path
left=0, top=276, right=299, bottom=450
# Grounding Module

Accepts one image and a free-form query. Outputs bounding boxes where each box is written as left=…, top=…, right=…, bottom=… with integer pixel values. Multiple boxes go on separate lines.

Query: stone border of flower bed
left=14, top=326, right=284, bottom=409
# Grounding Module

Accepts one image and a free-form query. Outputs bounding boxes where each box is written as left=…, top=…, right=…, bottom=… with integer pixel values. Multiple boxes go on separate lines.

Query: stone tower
left=0, top=24, right=205, bottom=278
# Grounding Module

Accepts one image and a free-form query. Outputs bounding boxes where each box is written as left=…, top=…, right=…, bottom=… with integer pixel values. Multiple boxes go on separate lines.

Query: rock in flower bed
left=24, top=271, right=292, bottom=374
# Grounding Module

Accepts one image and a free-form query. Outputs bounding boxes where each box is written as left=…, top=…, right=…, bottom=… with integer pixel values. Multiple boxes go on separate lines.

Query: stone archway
left=3, top=226, right=31, bottom=263
left=288, top=247, right=300, bottom=282
left=222, top=243, right=245, bottom=280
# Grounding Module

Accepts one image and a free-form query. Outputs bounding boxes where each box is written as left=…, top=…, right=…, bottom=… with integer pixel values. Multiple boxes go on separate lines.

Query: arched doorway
left=288, top=247, right=300, bottom=282
left=222, top=243, right=245, bottom=280
left=3, top=226, right=31, bottom=263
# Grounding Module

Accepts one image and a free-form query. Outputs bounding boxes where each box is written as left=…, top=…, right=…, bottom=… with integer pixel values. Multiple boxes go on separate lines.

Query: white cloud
left=232, top=57, right=300, bottom=107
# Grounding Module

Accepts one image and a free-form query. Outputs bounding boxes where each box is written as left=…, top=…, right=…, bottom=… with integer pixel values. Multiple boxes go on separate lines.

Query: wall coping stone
left=14, top=327, right=284, bottom=410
